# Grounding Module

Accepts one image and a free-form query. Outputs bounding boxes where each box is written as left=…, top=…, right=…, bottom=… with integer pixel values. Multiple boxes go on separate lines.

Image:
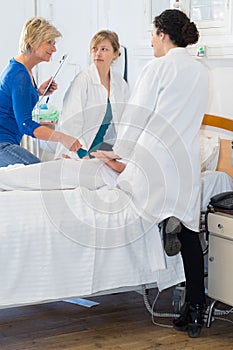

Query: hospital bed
left=0, top=114, right=232, bottom=312
left=199, top=114, right=233, bottom=327
left=200, top=113, right=233, bottom=253
left=200, top=114, right=233, bottom=211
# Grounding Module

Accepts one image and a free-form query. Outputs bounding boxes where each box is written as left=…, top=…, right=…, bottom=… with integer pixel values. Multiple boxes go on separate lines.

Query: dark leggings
left=177, top=224, right=206, bottom=305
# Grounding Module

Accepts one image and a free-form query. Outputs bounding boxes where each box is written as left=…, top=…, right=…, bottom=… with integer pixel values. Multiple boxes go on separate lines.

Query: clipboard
left=38, top=54, right=68, bottom=104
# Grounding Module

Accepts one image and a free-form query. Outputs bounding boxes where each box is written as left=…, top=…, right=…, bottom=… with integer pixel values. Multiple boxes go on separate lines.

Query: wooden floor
left=0, top=288, right=233, bottom=350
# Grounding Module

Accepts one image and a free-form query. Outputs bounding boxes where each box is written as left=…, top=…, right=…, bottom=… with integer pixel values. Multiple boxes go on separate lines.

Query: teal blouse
left=77, top=99, right=112, bottom=158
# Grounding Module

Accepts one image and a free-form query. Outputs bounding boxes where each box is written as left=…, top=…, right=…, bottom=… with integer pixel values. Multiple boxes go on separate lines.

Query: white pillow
left=199, top=130, right=220, bottom=172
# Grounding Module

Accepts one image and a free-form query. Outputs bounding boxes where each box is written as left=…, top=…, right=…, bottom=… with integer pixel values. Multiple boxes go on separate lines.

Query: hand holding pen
left=38, top=77, right=58, bottom=97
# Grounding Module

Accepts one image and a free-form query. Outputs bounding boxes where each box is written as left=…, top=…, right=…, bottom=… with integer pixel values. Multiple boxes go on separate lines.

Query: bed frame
left=201, top=114, right=233, bottom=327
left=202, top=114, right=233, bottom=132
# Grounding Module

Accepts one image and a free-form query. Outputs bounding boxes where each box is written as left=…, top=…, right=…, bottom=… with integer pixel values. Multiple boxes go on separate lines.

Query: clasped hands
left=90, top=150, right=126, bottom=173
left=62, top=150, right=125, bottom=173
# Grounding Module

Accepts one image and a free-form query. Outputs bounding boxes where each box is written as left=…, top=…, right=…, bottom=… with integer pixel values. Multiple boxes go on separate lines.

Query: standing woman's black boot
left=173, top=302, right=203, bottom=338
left=187, top=303, right=203, bottom=338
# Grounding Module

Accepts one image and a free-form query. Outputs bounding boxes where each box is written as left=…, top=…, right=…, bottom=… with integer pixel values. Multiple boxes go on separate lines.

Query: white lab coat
left=55, top=62, right=129, bottom=158
left=114, top=48, right=209, bottom=231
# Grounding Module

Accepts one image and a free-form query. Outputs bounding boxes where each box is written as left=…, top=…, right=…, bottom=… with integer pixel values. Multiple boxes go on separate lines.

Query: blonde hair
left=19, top=17, right=62, bottom=54
left=90, top=30, right=121, bottom=58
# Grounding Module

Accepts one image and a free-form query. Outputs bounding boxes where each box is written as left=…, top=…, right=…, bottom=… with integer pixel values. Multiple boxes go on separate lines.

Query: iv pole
left=34, top=0, right=40, bottom=158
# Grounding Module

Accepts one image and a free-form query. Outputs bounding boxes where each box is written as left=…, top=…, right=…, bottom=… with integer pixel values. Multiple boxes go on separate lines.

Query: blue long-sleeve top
left=0, top=58, right=41, bottom=145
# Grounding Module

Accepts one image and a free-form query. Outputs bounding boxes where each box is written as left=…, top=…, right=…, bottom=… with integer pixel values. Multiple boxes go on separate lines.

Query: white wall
left=0, top=0, right=34, bottom=72
left=204, top=60, right=233, bottom=118
left=1, top=0, right=233, bottom=119
left=35, top=0, right=149, bottom=111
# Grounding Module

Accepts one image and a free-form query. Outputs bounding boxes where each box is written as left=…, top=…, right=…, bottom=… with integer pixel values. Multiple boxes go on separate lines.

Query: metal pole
left=34, top=0, right=40, bottom=158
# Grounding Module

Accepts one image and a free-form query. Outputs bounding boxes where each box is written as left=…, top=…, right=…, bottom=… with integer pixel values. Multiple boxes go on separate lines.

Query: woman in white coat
left=93, top=9, right=209, bottom=338
left=55, top=30, right=129, bottom=159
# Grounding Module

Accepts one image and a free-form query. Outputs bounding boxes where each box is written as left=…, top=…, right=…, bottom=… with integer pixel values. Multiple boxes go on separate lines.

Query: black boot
left=173, top=302, right=203, bottom=338
left=187, top=303, right=203, bottom=338
left=173, top=302, right=190, bottom=331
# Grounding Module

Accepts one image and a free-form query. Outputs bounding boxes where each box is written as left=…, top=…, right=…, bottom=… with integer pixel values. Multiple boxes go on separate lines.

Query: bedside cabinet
left=206, top=212, right=233, bottom=327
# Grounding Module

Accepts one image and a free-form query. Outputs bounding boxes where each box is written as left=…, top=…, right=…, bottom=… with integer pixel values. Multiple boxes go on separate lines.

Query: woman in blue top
left=0, top=17, right=82, bottom=167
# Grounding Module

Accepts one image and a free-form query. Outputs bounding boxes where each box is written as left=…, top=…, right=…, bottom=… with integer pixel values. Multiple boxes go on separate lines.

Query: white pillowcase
left=200, top=130, right=220, bottom=172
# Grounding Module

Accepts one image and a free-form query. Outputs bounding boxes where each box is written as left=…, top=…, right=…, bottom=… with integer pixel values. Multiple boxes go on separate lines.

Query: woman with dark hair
left=93, top=9, right=209, bottom=338
left=151, top=9, right=207, bottom=338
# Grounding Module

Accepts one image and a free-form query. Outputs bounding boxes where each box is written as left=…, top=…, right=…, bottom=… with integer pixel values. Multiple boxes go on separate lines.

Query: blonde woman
left=55, top=30, right=129, bottom=159
left=0, top=17, right=82, bottom=167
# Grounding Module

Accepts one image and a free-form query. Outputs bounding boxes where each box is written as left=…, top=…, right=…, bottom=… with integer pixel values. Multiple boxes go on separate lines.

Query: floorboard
left=0, top=288, right=232, bottom=349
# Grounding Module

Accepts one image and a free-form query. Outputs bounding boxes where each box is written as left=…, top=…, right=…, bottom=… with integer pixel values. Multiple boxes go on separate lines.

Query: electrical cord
left=209, top=306, right=233, bottom=316
left=142, top=286, right=179, bottom=328
left=142, top=285, right=233, bottom=328
left=214, top=317, right=233, bottom=324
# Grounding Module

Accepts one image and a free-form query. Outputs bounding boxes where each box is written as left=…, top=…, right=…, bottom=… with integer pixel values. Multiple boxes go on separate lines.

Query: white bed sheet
left=0, top=185, right=185, bottom=308
left=0, top=162, right=232, bottom=309
left=0, top=158, right=118, bottom=191
left=0, top=159, right=231, bottom=211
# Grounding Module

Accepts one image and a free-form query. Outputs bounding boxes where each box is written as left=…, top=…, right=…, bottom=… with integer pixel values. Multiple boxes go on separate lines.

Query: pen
left=46, top=97, right=50, bottom=104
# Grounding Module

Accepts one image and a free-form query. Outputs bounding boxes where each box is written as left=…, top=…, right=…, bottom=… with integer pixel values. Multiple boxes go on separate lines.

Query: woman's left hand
left=38, top=77, right=58, bottom=96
